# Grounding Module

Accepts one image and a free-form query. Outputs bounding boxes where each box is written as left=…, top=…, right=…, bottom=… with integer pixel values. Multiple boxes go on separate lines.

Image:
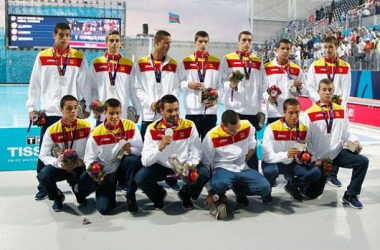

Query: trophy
left=168, top=156, right=184, bottom=177
left=127, top=106, right=138, bottom=122
left=294, top=142, right=307, bottom=152
left=77, top=99, right=86, bottom=119
left=289, top=79, right=300, bottom=97
left=342, top=141, right=358, bottom=153
left=51, top=144, right=63, bottom=158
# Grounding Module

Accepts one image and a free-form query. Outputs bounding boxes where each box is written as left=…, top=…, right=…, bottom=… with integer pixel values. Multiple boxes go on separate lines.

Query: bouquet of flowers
left=153, top=99, right=162, bottom=116
left=320, top=158, right=333, bottom=176
left=228, top=70, right=244, bottom=91
left=89, top=100, right=105, bottom=113
left=332, top=95, right=342, bottom=105
left=295, top=150, right=312, bottom=167
left=87, top=161, right=105, bottom=183
left=58, top=148, right=78, bottom=171
left=200, top=88, right=218, bottom=103
left=168, top=156, right=199, bottom=184
left=27, top=110, right=46, bottom=132
left=267, top=85, right=282, bottom=107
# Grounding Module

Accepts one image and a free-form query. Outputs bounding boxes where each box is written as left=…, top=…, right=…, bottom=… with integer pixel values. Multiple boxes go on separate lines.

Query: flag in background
left=169, top=12, right=180, bottom=24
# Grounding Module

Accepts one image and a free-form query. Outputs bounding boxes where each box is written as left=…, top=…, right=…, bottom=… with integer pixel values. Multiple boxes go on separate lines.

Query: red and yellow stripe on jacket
left=182, top=55, right=220, bottom=71
left=141, top=118, right=202, bottom=168
left=262, top=119, right=307, bottom=164
left=133, top=55, right=180, bottom=121
left=304, top=103, right=355, bottom=160
left=137, top=56, right=177, bottom=73
left=39, top=48, right=84, bottom=67
left=149, top=119, right=193, bottom=142
left=306, top=58, right=351, bottom=107
left=224, top=52, right=261, bottom=70
left=92, top=120, right=137, bottom=146
left=312, top=58, right=350, bottom=75
left=179, top=54, right=222, bottom=115
left=39, top=119, right=91, bottom=169
left=201, top=120, right=256, bottom=172
left=264, top=60, right=306, bottom=118
left=209, top=120, right=252, bottom=148
left=92, top=56, right=133, bottom=74
left=85, top=120, right=143, bottom=174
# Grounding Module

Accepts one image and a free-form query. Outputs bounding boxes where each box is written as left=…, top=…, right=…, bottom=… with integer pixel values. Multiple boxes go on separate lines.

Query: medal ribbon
left=61, top=121, right=77, bottom=149
left=276, top=58, right=293, bottom=80
left=106, top=53, right=121, bottom=86
left=151, top=54, right=165, bottom=83
left=104, top=119, right=125, bottom=142
left=318, top=102, right=334, bottom=134
left=282, top=118, right=300, bottom=142
left=194, top=51, right=209, bottom=83
left=324, top=58, right=339, bottom=82
left=52, top=45, right=70, bottom=76
left=236, top=50, right=252, bottom=80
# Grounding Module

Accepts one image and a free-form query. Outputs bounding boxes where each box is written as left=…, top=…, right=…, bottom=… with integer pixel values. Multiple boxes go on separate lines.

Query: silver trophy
left=127, top=106, right=138, bottom=122
left=342, top=141, right=358, bottom=153
left=116, top=148, right=125, bottom=161
left=77, top=99, right=86, bottom=119
left=294, top=142, right=307, bottom=151
left=51, top=144, right=63, bottom=158
left=168, top=156, right=185, bottom=176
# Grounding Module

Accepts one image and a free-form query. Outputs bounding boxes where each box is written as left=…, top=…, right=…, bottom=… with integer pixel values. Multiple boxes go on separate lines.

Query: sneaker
left=342, top=192, right=363, bottom=209
left=178, top=188, right=194, bottom=210
left=261, top=193, right=273, bottom=205
left=232, top=185, right=249, bottom=206
left=210, top=203, right=227, bottom=220
left=127, top=198, right=139, bottom=213
left=154, top=188, right=167, bottom=210
left=285, top=182, right=304, bottom=202
left=35, top=189, right=48, bottom=200
left=52, top=191, right=65, bottom=212
left=70, top=184, right=87, bottom=206
left=327, top=176, right=342, bottom=187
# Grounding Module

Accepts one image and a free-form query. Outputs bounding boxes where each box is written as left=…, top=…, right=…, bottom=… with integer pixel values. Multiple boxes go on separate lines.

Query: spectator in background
left=316, top=9, right=320, bottom=22
left=320, top=6, right=325, bottom=19
left=375, top=33, right=380, bottom=53
left=337, top=41, right=346, bottom=58
left=307, top=35, right=314, bottom=58
left=363, top=8, right=371, bottom=16
left=358, top=37, right=366, bottom=53
left=340, top=12, right=346, bottom=23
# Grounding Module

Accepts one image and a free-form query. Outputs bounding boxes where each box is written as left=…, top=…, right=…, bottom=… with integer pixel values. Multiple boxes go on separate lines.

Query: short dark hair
left=278, top=38, right=292, bottom=46
left=238, top=31, right=253, bottom=41
left=324, top=36, right=338, bottom=47
left=195, top=31, right=209, bottom=41
left=221, top=110, right=240, bottom=126
left=106, top=30, right=121, bottom=42
left=318, top=78, right=334, bottom=90
left=154, top=30, right=171, bottom=43
left=60, top=95, right=78, bottom=109
left=160, top=94, right=179, bottom=110
left=283, top=98, right=300, bottom=112
left=104, top=98, right=121, bottom=111
left=54, top=23, right=71, bottom=34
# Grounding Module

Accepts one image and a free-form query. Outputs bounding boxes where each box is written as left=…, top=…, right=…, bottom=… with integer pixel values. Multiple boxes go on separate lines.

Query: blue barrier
left=0, top=127, right=40, bottom=171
